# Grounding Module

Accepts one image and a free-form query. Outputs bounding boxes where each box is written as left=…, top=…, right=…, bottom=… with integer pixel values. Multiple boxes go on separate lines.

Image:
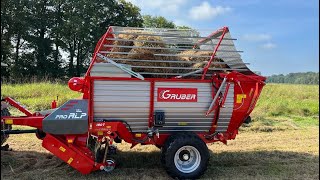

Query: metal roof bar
left=105, top=38, right=235, bottom=46
left=101, top=51, right=240, bottom=59
left=130, top=65, right=247, bottom=71
left=111, top=26, right=200, bottom=31
left=111, top=31, right=237, bottom=40
left=107, top=58, right=250, bottom=65
left=103, top=45, right=243, bottom=53
left=139, top=72, right=209, bottom=76
left=130, top=66, right=234, bottom=70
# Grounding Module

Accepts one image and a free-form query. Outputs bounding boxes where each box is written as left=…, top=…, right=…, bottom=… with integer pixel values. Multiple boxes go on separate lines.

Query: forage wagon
left=1, top=26, right=266, bottom=179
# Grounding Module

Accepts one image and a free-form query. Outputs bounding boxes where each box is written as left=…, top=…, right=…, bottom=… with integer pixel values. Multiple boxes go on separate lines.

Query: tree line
left=266, top=72, right=319, bottom=85
left=1, top=0, right=182, bottom=82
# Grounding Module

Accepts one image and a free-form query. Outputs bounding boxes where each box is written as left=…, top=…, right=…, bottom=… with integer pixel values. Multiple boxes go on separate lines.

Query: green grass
left=2, top=127, right=319, bottom=180
left=246, top=83, right=319, bottom=131
left=1, top=82, right=81, bottom=112
left=1, top=82, right=319, bottom=130
left=253, top=84, right=319, bottom=117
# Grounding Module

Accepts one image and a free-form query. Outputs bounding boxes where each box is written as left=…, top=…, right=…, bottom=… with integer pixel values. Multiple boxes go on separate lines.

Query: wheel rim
left=103, top=159, right=115, bottom=172
left=174, top=146, right=201, bottom=173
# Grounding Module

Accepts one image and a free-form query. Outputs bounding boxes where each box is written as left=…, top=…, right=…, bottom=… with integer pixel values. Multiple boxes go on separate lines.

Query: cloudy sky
left=124, top=0, right=319, bottom=76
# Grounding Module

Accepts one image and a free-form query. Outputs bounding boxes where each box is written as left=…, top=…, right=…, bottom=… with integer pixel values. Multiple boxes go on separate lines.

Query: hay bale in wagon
left=123, top=35, right=189, bottom=77
left=178, top=50, right=228, bottom=69
left=104, top=31, right=230, bottom=78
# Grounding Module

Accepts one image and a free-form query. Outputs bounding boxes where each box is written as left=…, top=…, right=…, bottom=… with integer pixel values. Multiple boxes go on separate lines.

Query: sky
left=124, top=0, right=319, bottom=76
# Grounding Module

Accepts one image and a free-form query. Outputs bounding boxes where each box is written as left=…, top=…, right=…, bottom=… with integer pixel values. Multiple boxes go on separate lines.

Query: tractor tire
left=161, top=133, right=209, bottom=179
left=1, top=108, right=12, bottom=145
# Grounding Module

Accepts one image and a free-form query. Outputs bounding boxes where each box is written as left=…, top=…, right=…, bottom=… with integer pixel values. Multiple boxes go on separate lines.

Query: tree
left=1, top=0, right=143, bottom=81
left=60, top=0, right=143, bottom=77
left=142, top=15, right=175, bottom=28
left=27, top=0, right=55, bottom=77
left=267, top=72, right=319, bottom=84
left=1, top=0, right=15, bottom=78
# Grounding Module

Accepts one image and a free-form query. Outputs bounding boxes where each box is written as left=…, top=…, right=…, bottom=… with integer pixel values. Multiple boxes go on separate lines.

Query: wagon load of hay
left=178, top=50, right=228, bottom=69
left=110, top=33, right=188, bottom=76
left=106, top=32, right=139, bottom=59
left=102, top=30, right=229, bottom=77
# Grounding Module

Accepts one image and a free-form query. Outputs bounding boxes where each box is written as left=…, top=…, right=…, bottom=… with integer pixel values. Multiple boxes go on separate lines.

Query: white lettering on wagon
left=55, top=113, right=87, bottom=119
left=157, top=88, right=198, bottom=102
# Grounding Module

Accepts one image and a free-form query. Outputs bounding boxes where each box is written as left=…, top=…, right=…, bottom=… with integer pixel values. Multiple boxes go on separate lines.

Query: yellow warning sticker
left=135, top=133, right=142, bottom=137
left=67, top=158, right=73, bottom=164
left=59, top=146, right=66, bottom=152
left=5, top=119, right=13, bottom=124
left=97, top=131, right=104, bottom=136
left=178, top=122, right=188, bottom=126
left=236, top=94, right=247, bottom=103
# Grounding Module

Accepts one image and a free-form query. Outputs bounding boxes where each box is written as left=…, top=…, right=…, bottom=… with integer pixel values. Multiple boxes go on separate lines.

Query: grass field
left=1, top=82, right=319, bottom=179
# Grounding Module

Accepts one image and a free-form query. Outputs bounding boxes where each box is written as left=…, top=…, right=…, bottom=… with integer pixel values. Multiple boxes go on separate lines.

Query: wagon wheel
left=243, top=116, right=252, bottom=124
left=103, top=158, right=116, bottom=173
left=1, top=107, right=12, bottom=145
left=161, top=133, right=209, bottom=179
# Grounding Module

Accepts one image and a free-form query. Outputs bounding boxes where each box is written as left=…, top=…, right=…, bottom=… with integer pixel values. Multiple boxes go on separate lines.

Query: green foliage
left=267, top=72, right=319, bottom=84
left=1, top=0, right=143, bottom=81
left=142, top=15, right=175, bottom=28
left=1, top=1, right=198, bottom=82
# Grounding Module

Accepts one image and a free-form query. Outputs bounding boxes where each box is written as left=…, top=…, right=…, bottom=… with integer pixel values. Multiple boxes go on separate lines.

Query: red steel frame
left=148, top=81, right=155, bottom=127
left=1, top=26, right=266, bottom=175
left=200, top=26, right=229, bottom=80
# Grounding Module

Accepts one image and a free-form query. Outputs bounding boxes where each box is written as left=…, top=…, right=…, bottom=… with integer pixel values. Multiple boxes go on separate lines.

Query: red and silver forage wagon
left=1, top=26, right=266, bottom=179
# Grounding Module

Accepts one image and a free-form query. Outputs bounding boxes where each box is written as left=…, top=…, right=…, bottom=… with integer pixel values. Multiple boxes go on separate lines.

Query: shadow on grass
left=1, top=148, right=319, bottom=180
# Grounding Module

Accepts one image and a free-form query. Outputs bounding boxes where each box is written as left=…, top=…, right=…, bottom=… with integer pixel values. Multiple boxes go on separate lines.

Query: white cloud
left=173, top=19, right=190, bottom=26
left=262, top=42, right=277, bottom=49
left=189, top=2, right=232, bottom=21
left=242, top=34, right=272, bottom=41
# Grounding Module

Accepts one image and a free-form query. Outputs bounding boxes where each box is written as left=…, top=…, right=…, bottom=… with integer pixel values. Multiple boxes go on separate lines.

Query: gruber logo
left=157, top=88, right=198, bottom=102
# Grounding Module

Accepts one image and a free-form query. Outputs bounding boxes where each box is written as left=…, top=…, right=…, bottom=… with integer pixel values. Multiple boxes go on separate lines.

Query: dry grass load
left=109, top=33, right=188, bottom=76
left=178, top=50, right=228, bottom=69
left=134, top=35, right=166, bottom=50
left=106, top=32, right=139, bottom=59
left=101, top=31, right=229, bottom=77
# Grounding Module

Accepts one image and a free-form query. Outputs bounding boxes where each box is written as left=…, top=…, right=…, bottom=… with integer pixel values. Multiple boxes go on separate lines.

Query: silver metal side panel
left=154, top=82, right=214, bottom=132
left=94, top=80, right=150, bottom=132
left=91, top=63, right=131, bottom=77
left=216, top=83, right=234, bottom=132
left=94, top=80, right=233, bottom=133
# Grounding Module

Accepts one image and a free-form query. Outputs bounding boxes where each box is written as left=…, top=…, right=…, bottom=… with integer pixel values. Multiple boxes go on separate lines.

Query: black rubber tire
left=162, top=133, right=209, bottom=179
left=243, top=116, right=252, bottom=124
left=35, top=129, right=46, bottom=140
left=1, top=108, right=12, bottom=145
left=161, top=134, right=176, bottom=166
